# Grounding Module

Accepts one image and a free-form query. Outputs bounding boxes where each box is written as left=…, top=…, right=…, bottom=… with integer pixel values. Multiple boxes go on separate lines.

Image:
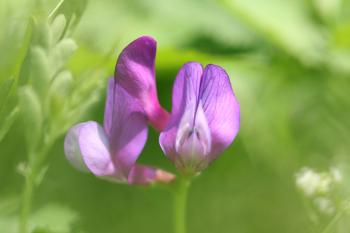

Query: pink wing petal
left=108, top=84, right=148, bottom=177
left=77, top=121, right=117, bottom=177
left=64, top=123, right=90, bottom=172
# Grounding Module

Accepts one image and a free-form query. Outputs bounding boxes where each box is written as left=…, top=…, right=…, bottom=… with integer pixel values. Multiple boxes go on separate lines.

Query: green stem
left=48, top=0, right=65, bottom=19
left=173, top=177, right=191, bottom=233
left=321, top=210, right=344, bottom=233
left=19, top=170, right=35, bottom=233
left=19, top=139, right=55, bottom=233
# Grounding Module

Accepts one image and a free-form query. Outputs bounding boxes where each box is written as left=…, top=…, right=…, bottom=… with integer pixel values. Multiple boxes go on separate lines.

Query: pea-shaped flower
left=159, top=62, right=240, bottom=174
left=64, top=78, right=173, bottom=184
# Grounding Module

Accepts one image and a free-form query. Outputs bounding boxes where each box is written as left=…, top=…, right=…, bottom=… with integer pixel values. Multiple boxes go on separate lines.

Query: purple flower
left=64, top=78, right=174, bottom=184
left=115, top=36, right=169, bottom=131
left=159, top=62, right=240, bottom=174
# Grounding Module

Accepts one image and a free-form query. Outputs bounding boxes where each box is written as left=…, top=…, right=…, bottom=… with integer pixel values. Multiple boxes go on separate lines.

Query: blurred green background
left=1, top=0, right=350, bottom=232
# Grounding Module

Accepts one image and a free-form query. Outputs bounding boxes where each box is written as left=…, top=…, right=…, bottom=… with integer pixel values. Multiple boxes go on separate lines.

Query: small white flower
left=314, top=197, right=335, bottom=215
left=317, top=173, right=332, bottom=194
left=330, top=167, right=343, bottom=183
left=295, top=166, right=343, bottom=197
left=295, top=167, right=321, bottom=196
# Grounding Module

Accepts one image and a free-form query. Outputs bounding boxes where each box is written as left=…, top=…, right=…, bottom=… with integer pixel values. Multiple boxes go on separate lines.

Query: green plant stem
left=19, top=169, right=35, bottom=233
left=321, top=210, right=344, bottom=233
left=173, top=177, right=191, bottom=233
left=48, top=0, right=65, bottom=19
left=19, top=138, right=55, bottom=233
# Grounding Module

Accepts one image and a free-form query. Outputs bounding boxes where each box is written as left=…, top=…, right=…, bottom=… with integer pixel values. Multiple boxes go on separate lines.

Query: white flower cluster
left=295, top=166, right=343, bottom=215
left=296, top=167, right=342, bottom=196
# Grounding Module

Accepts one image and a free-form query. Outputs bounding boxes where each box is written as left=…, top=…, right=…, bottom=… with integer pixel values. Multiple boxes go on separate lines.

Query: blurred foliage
left=1, top=0, right=350, bottom=232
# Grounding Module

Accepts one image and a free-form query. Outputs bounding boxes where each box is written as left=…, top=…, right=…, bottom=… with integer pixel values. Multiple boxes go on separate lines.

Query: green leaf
left=50, top=14, right=67, bottom=44
left=0, top=203, right=78, bottom=233
left=49, top=0, right=88, bottom=32
left=311, top=0, right=342, bottom=24
left=0, top=107, right=19, bottom=142
left=50, top=39, right=77, bottom=74
left=48, top=70, right=73, bottom=122
left=0, top=77, right=18, bottom=142
left=32, top=18, right=51, bottom=51
left=50, top=70, right=73, bottom=97
left=0, top=1, right=33, bottom=81
left=18, top=86, right=43, bottom=157
left=0, top=78, right=15, bottom=113
left=77, top=0, right=255, bottom=53
left=30, top=46, right=51, bottom=99
left=221, top=0, right=326, bottom=65
left=30, top=204, right=78, bottom=233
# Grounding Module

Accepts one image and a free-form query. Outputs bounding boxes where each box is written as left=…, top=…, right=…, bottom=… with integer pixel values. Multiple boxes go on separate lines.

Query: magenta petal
left=115, top=36, right=156, bottom=100
left=77, top=121, right=117, bottom=177
left=159, top=62, right=203, bottom=160
left=115, top=36, right=169, bottom=131
left=107, top=84, right=148, bottom=177
left=200, top=64, right=240, bottom=161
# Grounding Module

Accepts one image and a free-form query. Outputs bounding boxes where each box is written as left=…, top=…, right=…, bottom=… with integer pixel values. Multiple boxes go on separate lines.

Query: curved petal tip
left=64, top=123, right=90, bottom=172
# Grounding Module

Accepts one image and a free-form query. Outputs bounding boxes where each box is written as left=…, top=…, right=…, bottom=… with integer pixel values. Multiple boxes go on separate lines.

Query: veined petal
left=115, top=36, right=168, bottom=130
left=64, top=123, right=90, bottom=172
left=200, top=64, right=240, bottom=161
left=159, top=62, right=203, bottom=160
left=108, top=84, right=148, bottom=177
left=78, top=121, right=116, bottom=177
left=172, top=62, right=203, bottom=116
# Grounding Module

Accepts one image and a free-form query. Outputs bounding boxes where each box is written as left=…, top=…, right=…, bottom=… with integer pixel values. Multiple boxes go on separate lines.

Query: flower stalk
left=173, top=176, right=191, bottom=233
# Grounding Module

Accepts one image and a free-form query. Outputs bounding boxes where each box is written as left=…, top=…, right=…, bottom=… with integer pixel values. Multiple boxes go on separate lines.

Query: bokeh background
left=1, top=0, right=350, bottom=232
